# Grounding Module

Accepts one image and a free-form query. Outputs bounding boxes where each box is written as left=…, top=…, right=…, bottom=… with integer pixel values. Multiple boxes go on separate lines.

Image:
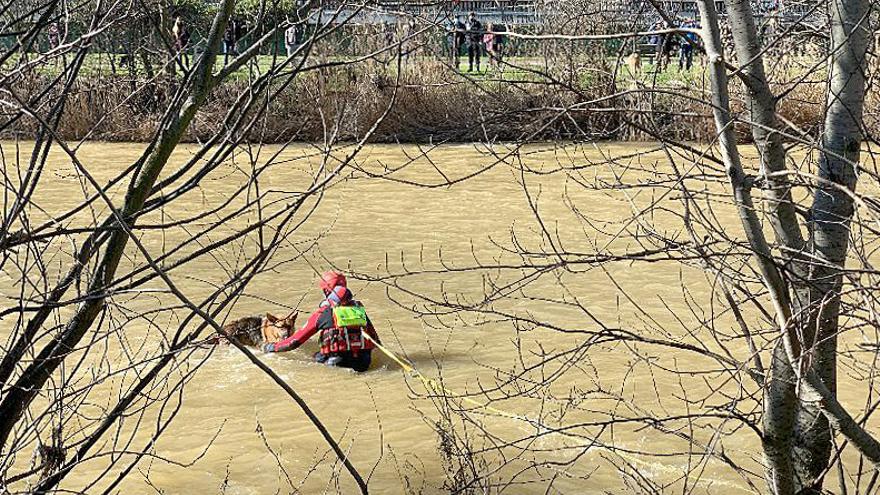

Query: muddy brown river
left=1, top=141, right=876, bottom=494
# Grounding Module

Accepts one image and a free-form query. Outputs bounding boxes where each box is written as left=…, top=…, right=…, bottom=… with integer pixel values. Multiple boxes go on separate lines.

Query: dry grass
left=2, top=58, right=859, bottom=144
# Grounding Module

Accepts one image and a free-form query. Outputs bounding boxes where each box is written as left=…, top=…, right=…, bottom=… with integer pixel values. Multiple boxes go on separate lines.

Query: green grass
left=10, top=50, right=820, bottom=96
left=12, top=50, right=567, bottom=83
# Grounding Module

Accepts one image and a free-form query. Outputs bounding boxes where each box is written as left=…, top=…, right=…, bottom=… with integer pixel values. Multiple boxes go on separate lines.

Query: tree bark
left=0, top=0, right=235, bottom=450
left=723, top=0, right=805, bottom=258
left=698, top=0, right=875, bottom=491
left=794, top=0, right=870, bottom=488
left=719, top=0, right=814, bottom=490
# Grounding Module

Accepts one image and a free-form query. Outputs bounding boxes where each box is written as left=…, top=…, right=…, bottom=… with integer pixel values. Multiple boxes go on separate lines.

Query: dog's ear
left=285, top=311, right=297, bottom=323
left=266, top=313, right=278, bottom=323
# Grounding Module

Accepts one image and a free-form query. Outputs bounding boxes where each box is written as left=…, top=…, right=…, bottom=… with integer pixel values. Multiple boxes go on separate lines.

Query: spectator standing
left=224, top=19, right=238, bottom=65
left=678, top=20, right=698, bottom=71
left=483, top=23, right=496, bottom=70
left=649, top=20, right=664, bottom=69
left=648, top=21, right=662, bottom=48
left=47, top=22, right=61, bottom=50
left=383, top=22, right=395, bottom=46
left=465, top=11, right=482, bottom=72
left=493, top=23, right=506, bottom=67
left=655, top=19, right=679, bottom=71
left=285, top=23, right=302, bottom=56
left=172, top=17, right=190, bottom=68
left=452, top=16, right=466, bottom=69
left=445, top=19, right=455, bottom=64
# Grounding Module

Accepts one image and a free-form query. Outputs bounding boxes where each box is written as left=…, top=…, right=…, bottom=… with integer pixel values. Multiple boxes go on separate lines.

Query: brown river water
left=2, top=141, right=877, bottom=494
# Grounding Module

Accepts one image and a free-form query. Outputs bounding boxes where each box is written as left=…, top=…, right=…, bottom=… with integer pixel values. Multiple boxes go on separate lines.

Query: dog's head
left=262, top=312, right=298, bottom=343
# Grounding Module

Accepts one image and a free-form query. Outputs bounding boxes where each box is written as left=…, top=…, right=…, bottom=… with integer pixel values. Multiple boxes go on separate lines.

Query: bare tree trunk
left=723, top=0, right=805, bottom=257
left=794, top=0, right=871, bottom=488
left=698, top=0, right=873, bottom=491
left=721, top=0, right=871, bottom=488
left=0, top=0, right=235, bottom=450
left=695, top=2, right=798, bottom=492
left=720, top=0, right=811, bottom=490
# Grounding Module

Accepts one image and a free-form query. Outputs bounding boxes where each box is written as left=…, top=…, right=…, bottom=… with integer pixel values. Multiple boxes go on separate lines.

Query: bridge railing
left=448, top=0, right=538, bottom=12
left=318, top=0, right=539, bottom=14
left=313, top=0, right=820, bottom=27
left=314, top=0, right=542, bottom=25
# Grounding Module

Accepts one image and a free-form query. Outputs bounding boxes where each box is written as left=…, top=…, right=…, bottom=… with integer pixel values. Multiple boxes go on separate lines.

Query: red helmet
left=318, top=271, right=347, bottom=292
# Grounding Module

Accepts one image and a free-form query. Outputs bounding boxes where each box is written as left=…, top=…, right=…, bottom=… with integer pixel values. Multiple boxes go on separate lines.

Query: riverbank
left=4, top=57, right=855, bottom=143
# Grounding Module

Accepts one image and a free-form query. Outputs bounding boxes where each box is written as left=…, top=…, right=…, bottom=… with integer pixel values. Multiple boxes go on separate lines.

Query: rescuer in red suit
left=263, top=271, right=380, bottom=372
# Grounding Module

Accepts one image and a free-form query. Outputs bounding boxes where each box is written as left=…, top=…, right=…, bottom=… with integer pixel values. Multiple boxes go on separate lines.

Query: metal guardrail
left=312, top=0, right=540, bottom=24
left=310, top=0, right=821, bottom=26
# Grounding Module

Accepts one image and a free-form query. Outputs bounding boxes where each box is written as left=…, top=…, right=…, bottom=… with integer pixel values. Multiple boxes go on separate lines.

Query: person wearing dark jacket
left=465, top=12, right=483, bottom=72
left=263, top=271, right=380, bottom=372
left=678, top=19, right=699, bottom=71
left=448, top=17, right=466, bottom=69
left=223, top=19, right=238, bottom=65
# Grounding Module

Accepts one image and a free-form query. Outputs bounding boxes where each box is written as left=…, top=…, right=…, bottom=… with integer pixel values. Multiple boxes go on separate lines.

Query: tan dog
left=209, top=312, right=298, bottom=347
left=625, top=52, right=641, bottom=77
left=261, top=312, right=297, bottom=343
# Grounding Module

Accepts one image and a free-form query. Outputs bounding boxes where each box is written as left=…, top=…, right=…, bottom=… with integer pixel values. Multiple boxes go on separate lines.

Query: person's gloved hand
left=262, top=343, right=276, bottom=353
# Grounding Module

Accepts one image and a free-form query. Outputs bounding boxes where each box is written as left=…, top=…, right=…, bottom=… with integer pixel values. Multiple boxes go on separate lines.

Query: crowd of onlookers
left=647, top=18, right=702, bottom=72
left=162, top=12, right=508, bottom=74
left=49, top=11, right=708, bottom=78
left=169, top=16, right=247, bottom=69
left=446, top=12, right=507, bottom=72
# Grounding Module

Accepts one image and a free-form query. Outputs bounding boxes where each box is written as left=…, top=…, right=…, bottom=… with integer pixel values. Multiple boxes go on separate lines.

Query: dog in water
left=209, top=312, right=297, bottom=347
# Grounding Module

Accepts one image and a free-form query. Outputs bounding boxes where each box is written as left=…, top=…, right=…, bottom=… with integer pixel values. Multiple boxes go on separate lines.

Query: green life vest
left=332, top=305, right=368, bottom=328
left=323, top=304, right=372, bottom=354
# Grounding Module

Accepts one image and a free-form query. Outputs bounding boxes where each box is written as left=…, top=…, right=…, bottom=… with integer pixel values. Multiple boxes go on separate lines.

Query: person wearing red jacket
left=262, top=271, right=380, bottom=372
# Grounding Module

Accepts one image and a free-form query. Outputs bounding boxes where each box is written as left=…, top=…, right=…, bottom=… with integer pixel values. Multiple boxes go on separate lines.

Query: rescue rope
left=359, top=333, right=733, bottom=479
left=361, top=333, right=528, bottom=422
